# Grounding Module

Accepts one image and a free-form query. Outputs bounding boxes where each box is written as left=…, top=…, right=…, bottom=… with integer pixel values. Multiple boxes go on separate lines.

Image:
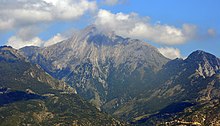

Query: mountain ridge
left=21, top=25, right=169, bottom=110
left=19, top=25, right=220, bottom=125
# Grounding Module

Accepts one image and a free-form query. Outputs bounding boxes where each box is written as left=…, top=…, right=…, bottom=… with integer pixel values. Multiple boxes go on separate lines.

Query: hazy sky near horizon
left=0, top=0, right=219, bottom=59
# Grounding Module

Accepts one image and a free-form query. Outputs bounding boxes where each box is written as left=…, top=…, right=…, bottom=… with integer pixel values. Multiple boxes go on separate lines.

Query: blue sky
left=101, top=0, right=220, bottom=58
left=0, top=0, right=219, bottom=59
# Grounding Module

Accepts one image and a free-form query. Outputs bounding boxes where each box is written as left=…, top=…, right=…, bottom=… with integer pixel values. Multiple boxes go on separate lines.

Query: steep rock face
left=21, top=25, right=169, bottom=110
left=0, top=46, right=125, bottom=126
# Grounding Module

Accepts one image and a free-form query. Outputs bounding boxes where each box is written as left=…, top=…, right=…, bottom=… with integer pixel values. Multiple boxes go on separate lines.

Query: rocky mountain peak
left=0, top=45, right=25, bottom=61
left=68, top=25, right=126, bottom=47
left=185, top=50, right=220, bottom=77
left=186, top=50, right=220, bottom=64
left=0, top=45, right=17, bottom=53
left=76, top=25, right=98, bottom=39
left=80, top=25, right=115, bottom=37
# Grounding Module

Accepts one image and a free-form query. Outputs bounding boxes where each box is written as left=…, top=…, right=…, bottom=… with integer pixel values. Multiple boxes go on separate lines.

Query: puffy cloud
left=7, top=33, right=66, bottom=49
left=95, top=9, right=197, bottom=45
left=43, top=33, right=66, bottom=47
left=42, top=0, right=97, bottom=20
left=1, top=0, right=97, bottom=48
left=0, top=0, right=97, bottom=31
left=158, top=47, right=182, bottom=59
left=5, top=25, right=45, bottom=49
left=7, top=36, right=44, bottom=49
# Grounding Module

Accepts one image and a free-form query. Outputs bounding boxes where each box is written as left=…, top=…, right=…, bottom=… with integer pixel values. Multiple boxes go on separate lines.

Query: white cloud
left=42, top=0, right=97, bottom=20
left=0, top=0, right=97, bottom=31
left=7, top=36, right=44, bottom=49
left=158, top=47, right=182, bottom=59
left=43, top=33, right=66, bottom=47
left=1, top=0, right=97, bottom=48
left=95, top=9, right=197, bottom=45
left=7, top=33, right=66, bottom=49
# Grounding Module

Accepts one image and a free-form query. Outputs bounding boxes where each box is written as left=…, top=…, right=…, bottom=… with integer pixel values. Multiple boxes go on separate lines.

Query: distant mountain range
left=1, top=25, right=220, bottom=125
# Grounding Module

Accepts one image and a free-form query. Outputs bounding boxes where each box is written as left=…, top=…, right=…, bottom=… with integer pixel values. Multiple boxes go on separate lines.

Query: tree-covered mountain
left=0, top=46, right=125, bottom=126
